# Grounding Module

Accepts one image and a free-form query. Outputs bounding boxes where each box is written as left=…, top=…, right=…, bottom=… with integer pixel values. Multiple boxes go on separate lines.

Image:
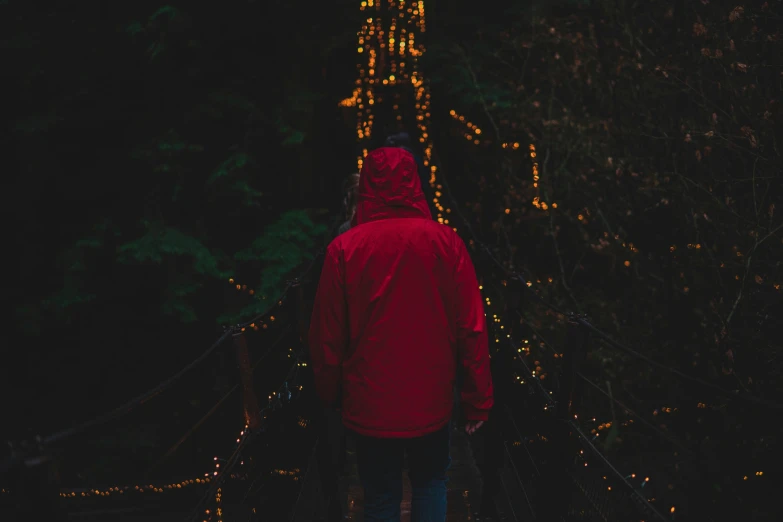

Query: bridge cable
left=189, top=354, right=304, bottom=521
left=42, top=328, right=235, bottom=447
left=144, top=324, right=294, bottom=479
left=3, top=223, right=335, bottom=478
left=434, top=148, right=783, bottom=411
left=502, top=325, right=669, bottom=522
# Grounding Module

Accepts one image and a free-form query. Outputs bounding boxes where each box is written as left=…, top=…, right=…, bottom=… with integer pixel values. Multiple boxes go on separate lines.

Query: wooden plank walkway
left=293, top=422, right=521, bottom=522
left=340, top=427, right=482, bottom=522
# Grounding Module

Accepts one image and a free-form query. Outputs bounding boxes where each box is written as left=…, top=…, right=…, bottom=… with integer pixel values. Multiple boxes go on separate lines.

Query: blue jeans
left=352, top=424, right=451, bottom=522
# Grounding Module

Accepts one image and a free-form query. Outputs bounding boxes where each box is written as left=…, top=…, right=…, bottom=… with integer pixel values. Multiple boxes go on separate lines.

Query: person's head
left=384, top=132, right=412, bottom=151
left=384, top=132, right=428, bottom=191
left=342, top=172, right=361, bottom=220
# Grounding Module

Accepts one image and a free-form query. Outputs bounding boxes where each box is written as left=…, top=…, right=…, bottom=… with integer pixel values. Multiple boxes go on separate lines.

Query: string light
left=477, top=281, right=675, bottom=516
left=527, top=143, right=557, bottom=210
left=26, top=1, right=766, bottom=518
left=474, top=274, right=770, bottom=518
left=214, top=487, right=223, bottom=522
left=447, top=109, right=527, bottom=151
left=50, top=313, right=307, bottom=510
left=228, top=277, right=256, bottom=296
left=0, top=284, right=310, bottom=513
left=198, top=423, right=254, bottom=522
left=447, top=113, right=554, bottom=213
left=346, top=2, right=456, bottom=231
left=448, top=109, right=483, bottom=145
left=224, top=277, right=287, bottom=330
left=271, top=468, right=301, bottom=480
left=58, top=477, right=212, bottom=498
left=54, top=423, right=250, bottom=505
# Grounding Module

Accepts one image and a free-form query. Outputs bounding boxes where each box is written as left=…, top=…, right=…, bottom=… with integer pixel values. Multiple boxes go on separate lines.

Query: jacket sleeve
left=453, top=236, right=494, bottom=421
left=308, top=244, right=347, bottom=409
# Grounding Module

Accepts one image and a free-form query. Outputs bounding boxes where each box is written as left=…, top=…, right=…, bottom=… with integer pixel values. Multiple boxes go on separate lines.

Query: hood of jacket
left=350, top=147, right=432, bottom=227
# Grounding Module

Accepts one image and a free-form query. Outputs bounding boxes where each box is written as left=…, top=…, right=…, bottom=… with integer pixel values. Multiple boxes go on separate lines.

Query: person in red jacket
left=309, top=146, right=493, bottom=521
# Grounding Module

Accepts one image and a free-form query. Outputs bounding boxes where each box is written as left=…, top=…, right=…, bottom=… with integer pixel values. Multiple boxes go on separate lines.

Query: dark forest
left=3, top=1, right=781, bottom=521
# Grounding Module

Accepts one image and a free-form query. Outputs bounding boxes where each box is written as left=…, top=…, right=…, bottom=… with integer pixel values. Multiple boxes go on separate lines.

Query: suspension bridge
left=2, top=1, right=777, bottom=521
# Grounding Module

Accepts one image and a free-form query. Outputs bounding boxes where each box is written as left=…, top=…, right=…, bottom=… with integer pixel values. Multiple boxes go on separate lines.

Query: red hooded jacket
left=308, top=147, right=493, bottom=438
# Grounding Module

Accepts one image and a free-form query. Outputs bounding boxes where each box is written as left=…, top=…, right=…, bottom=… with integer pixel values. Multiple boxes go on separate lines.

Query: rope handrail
left=34, top=292, right=286, bottom=451
left=439, top=126, right=777, bottom=517
left=500, top=325, right=670, bottom=522
left=433, top=149, right=783, bottom=411
left=495, top=273, right=748, bottom=513
left=439, top=147, right=665, bottom=515
left=235, top=248, right=326, bottom=331
left=566, top=420, right=669, bottom=522
left=188, top=354, right=305, bottom=522
left=42, top=328, right=235, bottom=447
left=575, top=372, right=694, bottom=456
left=188, top=425, right=255, bottom=522
left=50, top=237, right=330, bottom=445
left=496, top=268, right=708, bottom=456
left=2, top=219, right=336, bottom=481
left=239, top=356, right=308, bottom=505
left=21, top=313, right=300, bottom=500
left=44, top=310, right=307, bottom=511
left=143, top=324, right=294, bottom=479
left=434, top=125, right=779, bottom=516
left=572, top=369, right=744, bottom=513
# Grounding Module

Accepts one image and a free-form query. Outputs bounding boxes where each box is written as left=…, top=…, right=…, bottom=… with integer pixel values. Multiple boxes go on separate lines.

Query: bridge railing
left=431, top=142, right=782, bottom=522
left=1, top=217, right=341, bottom=522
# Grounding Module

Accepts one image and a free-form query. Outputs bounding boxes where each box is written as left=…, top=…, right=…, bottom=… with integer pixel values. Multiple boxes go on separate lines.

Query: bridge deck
left=295, top=424, right=511, bottom=522
left=341, top=427, right=480, bottom=522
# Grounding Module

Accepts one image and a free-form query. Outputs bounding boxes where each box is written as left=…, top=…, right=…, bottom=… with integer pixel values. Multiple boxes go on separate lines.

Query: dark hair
left=342, top=172, right=360, bottom=194
left=342, top=172, right=360, bottom=220
left=384, top=132, right=430, bottom=196
left=384, top=132, right=412, bottom=148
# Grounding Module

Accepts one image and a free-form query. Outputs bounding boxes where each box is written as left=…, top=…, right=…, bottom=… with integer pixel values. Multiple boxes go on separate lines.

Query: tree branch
left=456, top=45, right=502, bottom=143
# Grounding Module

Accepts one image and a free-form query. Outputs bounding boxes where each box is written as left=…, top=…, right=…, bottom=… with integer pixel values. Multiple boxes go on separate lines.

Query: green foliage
left=161, top=281, right=203, bottom=323
left=42, top=282, right=97, bottom=321
left=14, top=107, right=60, bottom=134
left=31, top=208, right=327, bottom=327
left=4, top=0, right=356, bottom=487
left=8, top=0, right=352, bottom=349
left=132, top=130, right=204, bottom=180
left=118, top=223, right=226, bottom=278
left=423, top=43, right=513, bottom=109
left=149, top=5, right=181, bottom=22
left=281, top=127, right=307, bottom=146
left=234, top=210, right=326, bottom=263
left=208, top=90, right=257, bottom=112
left=14, top=306, right=42, bottom=337
left=207, top=153, right=253, bottom=184
left=32, top=223, right=114, bottom=329
left=218, top=210, right=327, bottom=324
left=126, top=21, right=144, bottom=36
left=206, top=153, right=265, bottom=207
left=115, top=223, right=227, bottom=322
left=230, top=180, right=264, bottom=208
